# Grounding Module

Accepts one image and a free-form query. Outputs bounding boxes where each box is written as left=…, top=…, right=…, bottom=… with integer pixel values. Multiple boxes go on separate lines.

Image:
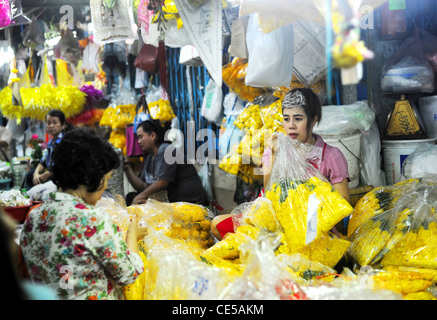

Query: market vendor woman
left=211, top=88, right=350, bottom=240
left=20, top=127, right=147, bottom=300
left=124, top=119, right=208, bottom=206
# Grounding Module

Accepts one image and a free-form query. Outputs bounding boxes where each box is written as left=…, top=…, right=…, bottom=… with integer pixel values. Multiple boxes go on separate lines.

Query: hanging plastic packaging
left=245, top=13, right=294, bottom=88
left=90, top=0, right=137, bottom=44
left=313, top=101, right=376, bottom=135
left=381, top=29, right=435, bottom=94
left=201, top=78, right=223, bottom=126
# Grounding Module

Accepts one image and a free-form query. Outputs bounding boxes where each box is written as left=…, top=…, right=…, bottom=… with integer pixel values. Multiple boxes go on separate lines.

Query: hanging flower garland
left=0, top=86, right=23, bottom=120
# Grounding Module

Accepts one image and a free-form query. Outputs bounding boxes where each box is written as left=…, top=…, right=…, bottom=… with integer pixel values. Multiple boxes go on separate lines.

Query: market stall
left=0, top=0, right=437, bottom=301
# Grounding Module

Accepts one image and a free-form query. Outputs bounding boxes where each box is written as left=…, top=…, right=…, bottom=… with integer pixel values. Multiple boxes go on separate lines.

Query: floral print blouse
left=19, top=192, right=144, bottom=300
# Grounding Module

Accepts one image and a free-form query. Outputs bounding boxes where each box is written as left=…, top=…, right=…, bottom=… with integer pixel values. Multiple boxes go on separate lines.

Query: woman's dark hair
left=51, top=127, right=120, bottom=193
left=46, top=109, right=74, bottom=133
left=282, top=88, right=322, bottom=132
left=137, top=119, right=167, bottom=146
left=0, top=212, right=28, bottom=299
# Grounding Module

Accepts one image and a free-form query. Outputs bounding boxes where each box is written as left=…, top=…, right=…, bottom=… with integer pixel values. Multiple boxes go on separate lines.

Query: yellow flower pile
left=347, top=179, right=420, bottom=237
left=348, top=217, right=392, bottom=267
left=100, top=104, right=137, bottom=130
left=297, top=233, right=351, bottom=269
left=148, top=99, right=176, bottom=122
left=0, top=86, right=22, bottom=120
left=108, top=129, right=127, bottom=155
left=233, top=103, right=264, bottom=132
left=276, top=253, right=337, bottom=284
left=236, top=197, right=282, bottom=233
left=370, top=266, right=437, bottom=298
left=265, top=176, right=353, bottom=253
left=134, top=200, right=214, bottom=250
left=222, top=57, right=268, bottom=102
left=345, top=178, right=437, bottom=299
left=381, top=222, right=437, bottom=270
left=0, top=84, right=86, bottom=121
left=218, top=145, right=263, bottom=184
left=219, top=99, right=284, bottom=181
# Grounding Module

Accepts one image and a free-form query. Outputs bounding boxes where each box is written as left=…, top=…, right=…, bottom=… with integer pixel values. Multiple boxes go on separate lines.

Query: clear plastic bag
left=347, top=179, right=420, bottom=237
left=380, top=184, right=437, bottom=270
left=348, top=179, right=437, bottom=269
left=313, top=101, right=376, bottom=135
left=137, top=199, right=214, bottom=250
left=231, top=197, right=282, bottom=233
left=201, top=78, right=223, bottom=126
left=381, top=29, right=435, bottom=94
left=348, top=208, right=400, bottom=267
left=360, top=121, right=386, bottom=188
left=402, top=143, right=437, bottom=181
left=219, top=233, right=309, bottom=300
left=142, top=229, right=238, bottom=300
left=264, top=133, right=353, bottom=253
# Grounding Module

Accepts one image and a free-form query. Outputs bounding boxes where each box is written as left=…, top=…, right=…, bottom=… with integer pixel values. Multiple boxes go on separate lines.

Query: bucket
left=382, top=138, right=436, bottom=185
left=320, top=131, right=362, bottom=188
left=418, top=96, right=437, bottom=138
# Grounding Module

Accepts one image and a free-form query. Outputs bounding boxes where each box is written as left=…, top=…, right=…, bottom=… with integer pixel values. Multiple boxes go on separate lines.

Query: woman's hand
left=266, top=132, right=279, bottom=154
left=127, top=217, right=148, bottom=241
left=126, top=217, right=148, bottom=254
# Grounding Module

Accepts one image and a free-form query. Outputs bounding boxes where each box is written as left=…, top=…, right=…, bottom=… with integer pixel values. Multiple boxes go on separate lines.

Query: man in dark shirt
left=124, top=120, right=208, bottom=206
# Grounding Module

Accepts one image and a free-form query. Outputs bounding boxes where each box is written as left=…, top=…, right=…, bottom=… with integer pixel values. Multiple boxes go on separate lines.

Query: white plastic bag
left=244, top=13, right=294, bottom=88
left=402, top=143, right=437, bottom=180
left=201, top=78, right=223, bottom=126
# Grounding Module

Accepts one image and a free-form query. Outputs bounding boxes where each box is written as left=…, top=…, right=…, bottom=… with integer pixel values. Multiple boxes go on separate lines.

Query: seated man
left=124, top=119, right=208, bottom=206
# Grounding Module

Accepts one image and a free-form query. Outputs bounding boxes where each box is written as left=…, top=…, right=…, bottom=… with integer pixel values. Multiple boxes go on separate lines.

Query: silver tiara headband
left=283, top=90, right=306, bottom=108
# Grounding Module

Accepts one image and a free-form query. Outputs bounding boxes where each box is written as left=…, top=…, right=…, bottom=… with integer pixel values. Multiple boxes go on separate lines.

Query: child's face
left=282, top=107, right=313, bottom=144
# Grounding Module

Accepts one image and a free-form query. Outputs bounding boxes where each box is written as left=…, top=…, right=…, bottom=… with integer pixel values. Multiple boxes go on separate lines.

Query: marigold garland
left=8, top=84, right=87, bottom=121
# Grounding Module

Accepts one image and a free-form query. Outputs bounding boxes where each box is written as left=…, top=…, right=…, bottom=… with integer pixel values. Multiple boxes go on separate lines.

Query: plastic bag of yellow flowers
left=134, top=199, right=215, bottom=250
left=140, top=229, right=241, bottom=300
left=347, top=178, right=422, bottom=237
left=148, top=98, right=176, bottom=122
left=348, top=181, right=437, bottom=272
left=264, top=133, right=353, bottom=253
left=380, top=196, right=437, bottom=270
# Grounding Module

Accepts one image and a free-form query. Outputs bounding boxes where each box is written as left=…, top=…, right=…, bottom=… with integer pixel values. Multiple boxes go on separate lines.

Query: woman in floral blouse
left=20, top=128, right=147, bottom=300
